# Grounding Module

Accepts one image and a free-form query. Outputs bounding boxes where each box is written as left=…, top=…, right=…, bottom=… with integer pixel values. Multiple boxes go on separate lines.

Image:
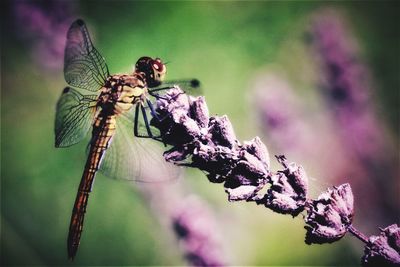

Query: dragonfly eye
left=150, top=58, right=166, bottom=84
left=151, top=58, right=165, bottom=72
left=134, top=56, right=167, bottom=88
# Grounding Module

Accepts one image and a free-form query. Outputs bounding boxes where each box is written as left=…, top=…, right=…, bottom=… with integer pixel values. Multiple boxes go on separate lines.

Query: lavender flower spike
left=305, top=183, right=354, bottom=244
left=152, top=88, right=398, bottom=265
left=362, top=224, right=400, bottom=267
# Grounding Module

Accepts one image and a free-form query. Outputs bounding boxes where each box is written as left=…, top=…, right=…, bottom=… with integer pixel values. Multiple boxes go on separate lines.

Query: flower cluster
left=150, top=88, right=399, bottom=265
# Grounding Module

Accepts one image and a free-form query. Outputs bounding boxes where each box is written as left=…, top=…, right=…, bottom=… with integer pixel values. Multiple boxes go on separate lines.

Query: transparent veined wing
left=99, top=105, right=181, bottom=182
left=64, top=19, right=109, bottom=92
left=55, top=87, right=98, bottom=147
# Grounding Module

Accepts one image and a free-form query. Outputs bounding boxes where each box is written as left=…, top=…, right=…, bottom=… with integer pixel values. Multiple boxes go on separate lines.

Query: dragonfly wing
left=55, top=87, right=98, bottom=147
left=151, top=78, right=202, bottom=96
left=64, top=19, right=109, bottom=92
left=99, top=107, right=181, bottom=182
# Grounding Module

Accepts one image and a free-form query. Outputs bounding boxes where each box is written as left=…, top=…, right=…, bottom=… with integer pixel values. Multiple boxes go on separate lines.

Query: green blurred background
left=1, top=1, right=399, bottom=266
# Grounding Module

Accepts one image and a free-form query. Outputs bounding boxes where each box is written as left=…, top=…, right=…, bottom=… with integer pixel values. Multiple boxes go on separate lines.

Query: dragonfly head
left=135, top=57, right=166, bottom=88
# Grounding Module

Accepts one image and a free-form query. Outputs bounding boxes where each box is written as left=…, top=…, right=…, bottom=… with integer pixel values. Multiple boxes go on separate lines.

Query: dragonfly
left=55, top=19, right=198, bottom=260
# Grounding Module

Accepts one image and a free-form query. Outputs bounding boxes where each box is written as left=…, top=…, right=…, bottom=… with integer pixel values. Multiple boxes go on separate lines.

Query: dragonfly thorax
left=99, top=75, right=147, bottom=115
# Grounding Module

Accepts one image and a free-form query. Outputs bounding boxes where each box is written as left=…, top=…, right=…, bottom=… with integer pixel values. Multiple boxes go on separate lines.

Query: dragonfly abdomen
left=67, top=114, right=116, bottom=259
left=90, top=114, right=116, bottom=171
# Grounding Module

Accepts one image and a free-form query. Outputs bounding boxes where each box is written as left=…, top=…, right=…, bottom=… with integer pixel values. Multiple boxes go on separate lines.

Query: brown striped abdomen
left=67, top=114, right=116, bottom=260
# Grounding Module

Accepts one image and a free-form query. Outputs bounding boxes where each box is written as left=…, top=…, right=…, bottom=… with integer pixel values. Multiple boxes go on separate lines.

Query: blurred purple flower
left=173, top=196, right=226, bottom=267
left=252, top=74, right=311, bottom=151
left=310, top=9, right=399, bottom=225
left=311, top=9, right=384, bottom=157
left=13, top=0, right=77, bottom=71
left=305, top=183, right=354, bottom=244
left=251, top=73, right=355, bottom=182
left=362, top=224, right=400, bottom=266
left=136, top=159, right=228, bottom=266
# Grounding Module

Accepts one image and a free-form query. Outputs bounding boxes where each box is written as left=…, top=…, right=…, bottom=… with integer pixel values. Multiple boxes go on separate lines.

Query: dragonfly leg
left=149, top=85, right=188, bottom=101
left=133, top=103, right=163, bottom=142
left=133, top=104, right=141, bottom=137
left=148, top=91, right=170, bottom=100
left=134, top=104, right=154, bottom=138
left=133, top=104, right=152, bottom=138
left=146, top=99, right=160, bottom=121
left=149, top=88, right=187, bottom=103
left=149, top=86, right=177, bottom=93
left=146, top=98, right=175, bottom=123
left=141, top=104, right=163, bottom=142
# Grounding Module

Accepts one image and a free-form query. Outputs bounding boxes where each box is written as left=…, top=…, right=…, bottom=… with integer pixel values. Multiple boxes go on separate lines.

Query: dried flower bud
left=362, top=224, right=400, bottom=266
left=208, top=116, right=237, bottom=148
left=255, top=156, right=308, bottom=216
left=223, top=161, right=268, bottom=202
left=222, top=149, right=269, bottom=199
left=305, top=183, right=354, bottom=244
left=173, top=112, right=201, bottom=138
left=190, top=96, right=209, bottom=128
left=242, top=137, right=270, bottom=169
left=191, top=143, right=234, bottom=177
left=237, top=151, right=268, bottom=179
left=225, top=184, right=265, bottom=202
left=286, top=165, right=308, bottom=196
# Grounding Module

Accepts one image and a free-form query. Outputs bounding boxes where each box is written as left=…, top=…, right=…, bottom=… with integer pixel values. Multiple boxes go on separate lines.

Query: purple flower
left=305, top=183, right=354, bottom=244
left=13, top=1, right=77, bottom=71
left=362, top=224, right=400, bottom=266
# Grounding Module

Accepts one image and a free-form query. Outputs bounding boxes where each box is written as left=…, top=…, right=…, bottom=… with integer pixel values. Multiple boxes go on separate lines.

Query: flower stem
left=348, top=224, right=369, bottom=244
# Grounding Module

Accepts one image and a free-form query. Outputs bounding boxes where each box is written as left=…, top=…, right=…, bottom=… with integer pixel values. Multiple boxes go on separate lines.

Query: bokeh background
left=1, top=1, right=399, bottom=266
